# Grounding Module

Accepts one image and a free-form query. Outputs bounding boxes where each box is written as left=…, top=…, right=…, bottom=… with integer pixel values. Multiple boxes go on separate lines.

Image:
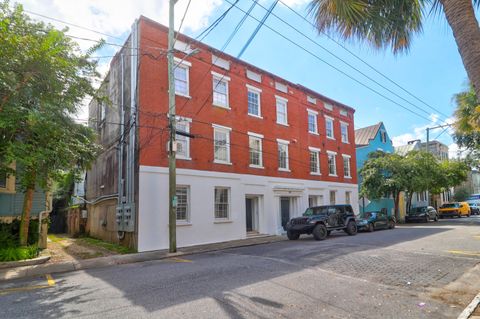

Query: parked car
left=438, top=202, right=471, bottom=218
left=405, top=206, right=438, bottom=223
left=285, top=204, right=357, bottom=241
left=467, top=202, right=480, bottom=215
left=356, top=211, right=396, bottom=231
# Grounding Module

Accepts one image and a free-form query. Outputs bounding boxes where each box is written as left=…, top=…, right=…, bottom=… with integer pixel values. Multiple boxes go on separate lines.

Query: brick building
left=86, top=16, right=358, bottom=252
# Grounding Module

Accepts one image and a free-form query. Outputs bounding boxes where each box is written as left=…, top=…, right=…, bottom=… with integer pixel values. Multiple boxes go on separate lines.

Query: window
left=330, top=190, right=336, bottom=205
left=0, top=171, right=6, bottom=188
left=308, top=110, right=318, bottom=134
left=100, top=102, right=106, bottom=121
left=247, top=85, right=262, bottom=117
left=213, top=124, right=231, bottom=164
left=275, top=82, right=288, bottom=93
left=248, top=133, right=263, bottom=168
left=246, top=69, right=262, bottom=82
left=340, top=122, right=349, bottom=143
left=276, top=96, right=288, bottom=125
left=212, top=72, right=230, bottom=108
left=343, top=155, right=351, bottom=178
left=340, top=109, right=348, bottom=116
left=325, top=116, right=334, bottom=139
left=380, top=130, right=387, bottom=143
left=327, top=151, right=337, bottom=176
left=214, top=187, right=230, bottom=219
left=309, top=147, right=320, bottom=175
left=277, top=139, right=290, bottom=171
left=324, top=103, right=333, bottom=111
left=345, top=191, right=351, bottom=205
left=212, top=55, right=230, bottom=70
left=176, top=186, right=190, bottom=222
left=175, top=117, right=191, bottom=160
left=174, top=58, right=191, bottom=97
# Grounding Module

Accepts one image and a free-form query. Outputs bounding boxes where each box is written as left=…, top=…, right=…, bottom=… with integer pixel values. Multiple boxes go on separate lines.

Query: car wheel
left=327, top=230, right=331, bottom=236
left=346, top=221, right=357, bottom=236
left=434, top=214, right=438, bottom=222
left=312, top=224, right=327, bottom=241
left=368, top=223, right=374, bottom=232
left=287, top=230, right=300, bottom=240
left=424, top=216, right=429, bottom=223
left=388, top=220, right=395, bottom=229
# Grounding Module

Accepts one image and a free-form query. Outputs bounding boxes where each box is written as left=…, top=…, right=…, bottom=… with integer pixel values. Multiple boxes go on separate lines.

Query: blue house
left=355, top=122, right=395, bottom=216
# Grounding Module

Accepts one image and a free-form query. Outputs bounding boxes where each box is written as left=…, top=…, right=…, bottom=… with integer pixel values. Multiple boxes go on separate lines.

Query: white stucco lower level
left=137, top=166, right=359, bottom=252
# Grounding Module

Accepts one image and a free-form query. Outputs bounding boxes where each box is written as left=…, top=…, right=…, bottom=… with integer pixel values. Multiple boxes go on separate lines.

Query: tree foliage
left=360, top=150, right=470, bottom=220
left=0, top=2, right=101, bottom=245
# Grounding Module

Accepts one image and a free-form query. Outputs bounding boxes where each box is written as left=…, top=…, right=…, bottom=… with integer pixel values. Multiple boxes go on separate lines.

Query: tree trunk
left=394, top=192, right=400, bottom=221
left=19, top=173, right=36, bottom=246
left=441, top=0, right=480, bottom=98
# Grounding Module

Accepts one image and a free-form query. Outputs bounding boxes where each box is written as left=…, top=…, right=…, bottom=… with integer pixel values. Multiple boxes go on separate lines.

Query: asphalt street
left=1, top=216, right=480, bottom=319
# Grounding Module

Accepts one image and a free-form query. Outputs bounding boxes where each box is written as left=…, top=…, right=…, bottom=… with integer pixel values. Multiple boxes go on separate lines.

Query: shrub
left=0, top=219, right=40, bottom=248
left=0, top=245, right=39, bottom=262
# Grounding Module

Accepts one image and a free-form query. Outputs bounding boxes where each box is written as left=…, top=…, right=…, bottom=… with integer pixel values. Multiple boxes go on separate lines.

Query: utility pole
left=167, top=0, right=177, bottom=253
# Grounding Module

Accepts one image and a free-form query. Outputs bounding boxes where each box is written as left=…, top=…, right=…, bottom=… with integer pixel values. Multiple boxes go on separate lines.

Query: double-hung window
left=211, top=71, right=230, bottom=108
left=174, top=57, right=191, bottom=97
left=214, top=187, right=230, bottom=219
left=175, top=117, right=191, bottom=160
left=325, top=116, right=334, bottom=139
left=309, top=147, right=320, bottom=175
left=340, top=122, right=349, bottom=143
left=275, top=96, right=288, bottom=125
left=212, top=124, right=231, bottom=164
left=330, top=190, right=336, bottom=205
left=277, top=139, right=290, bottom=171
left=307, top=109, right=318, bottom=134
left=176, top=186, right=190, bottom=222
left=343, top=155, right=351, bottom=178
left=327, top=151, right=337, bottom=176
left=247, top=85, right=262, bottom=117
left=248, top=132, right=263, bottom=168
left=345, top=191, right=351, bottom=205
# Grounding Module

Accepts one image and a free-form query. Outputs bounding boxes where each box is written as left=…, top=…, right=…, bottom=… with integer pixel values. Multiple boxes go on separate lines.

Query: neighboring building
left=419, top=140, right=449, bottom=161
left=0, top=164, right=52, bottom=222
left=355, top=122, right=395, bottom=216
left=86, top=16, right=359, bottom=252
left=395, top=139, right=421, bottom=156
left=456, top=169, right=480, bottom=197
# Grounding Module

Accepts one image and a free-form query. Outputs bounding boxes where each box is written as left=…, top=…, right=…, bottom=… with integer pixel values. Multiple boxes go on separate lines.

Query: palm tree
left=309, top=0, right=480, bottom=98
left=454, top=85, right=480, bottom=133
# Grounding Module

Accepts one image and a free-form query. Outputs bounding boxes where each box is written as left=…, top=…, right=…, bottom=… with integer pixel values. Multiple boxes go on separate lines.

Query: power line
left=277, top=0, right=452, bottom=122
left=174, top=0, right=192, bottom=46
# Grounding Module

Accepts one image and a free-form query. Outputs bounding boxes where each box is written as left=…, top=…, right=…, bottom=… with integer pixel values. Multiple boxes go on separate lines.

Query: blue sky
left=18, top=0, right=470, bottom=155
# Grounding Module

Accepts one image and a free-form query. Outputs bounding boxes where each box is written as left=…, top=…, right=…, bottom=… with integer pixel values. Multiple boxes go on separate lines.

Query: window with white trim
left=340, top=122, right=349, bottom=143
left=277, top=140, right=289, bottom=171
left=174, top=59, right=190, bottom=97
left=214, top=187, right=230, bottom=219
left=325, top=117, right=334, bottom=139
left=212, top=72, right=230, bottom=108
left=213, top=125, right=231, bottom=164
left=345, top=191, right=351, bottom=205
left=247, top=86, right=261, bottom=117
left=249, top=134, right=263, bottom=167
left=343, top=155, right=351, bottom=178
left=309, top=147, right=320, bottom=175
left=380, top=130, right=387, bottom=143
left=324, top=103, right=333, bottom=111
left=308, top=110, right=318, bottom=134
left=328, top=152, right=337, bottom=176
left=176, top=118, right=191, bottom=160
left=176, top=186, right=190, bottom=222
left=330, top=190, right=336, bottom=205
left=276, top=97, right=288, bottom=125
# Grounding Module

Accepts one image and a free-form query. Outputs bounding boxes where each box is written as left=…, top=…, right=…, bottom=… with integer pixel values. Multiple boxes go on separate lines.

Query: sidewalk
left=0, top=235, right=285, bottom=281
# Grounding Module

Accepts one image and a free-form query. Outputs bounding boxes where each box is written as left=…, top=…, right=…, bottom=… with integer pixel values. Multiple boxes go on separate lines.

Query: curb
left=0, top=255, right=50, bottom=270
left=458, top=292, right=480, bottom=319
left=0, top=236, right=284, bottom=281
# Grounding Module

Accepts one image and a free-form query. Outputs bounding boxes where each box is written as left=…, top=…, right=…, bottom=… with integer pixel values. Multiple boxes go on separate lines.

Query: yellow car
left=438, top=202, right=471, bottom=218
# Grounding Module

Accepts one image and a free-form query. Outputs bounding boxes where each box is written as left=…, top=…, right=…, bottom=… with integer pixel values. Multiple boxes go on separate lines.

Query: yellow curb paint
left=46, top=274, right=55, bottom=286
left=167, top=258, right=192, bottom=263
left=0, top=285, right=50, bottom=296
left=448, top=250, right=480, bottom=257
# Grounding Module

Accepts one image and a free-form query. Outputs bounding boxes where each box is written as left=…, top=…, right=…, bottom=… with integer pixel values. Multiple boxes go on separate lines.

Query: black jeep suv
left=285, top=204, right=357, bottom=240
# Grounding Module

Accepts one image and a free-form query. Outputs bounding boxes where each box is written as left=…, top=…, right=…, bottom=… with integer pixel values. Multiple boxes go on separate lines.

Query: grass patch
left=78, top=237, right=135, bottom=254
left=0, top=245, right=39, bottom=262
left=48, top=234, right=66, bottom=244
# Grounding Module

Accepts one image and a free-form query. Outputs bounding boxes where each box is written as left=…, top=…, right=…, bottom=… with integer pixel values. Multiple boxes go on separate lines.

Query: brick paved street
left=0, top=217, right=479, bottom=318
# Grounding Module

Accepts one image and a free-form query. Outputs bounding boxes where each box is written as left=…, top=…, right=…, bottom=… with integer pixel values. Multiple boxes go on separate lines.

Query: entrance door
left=281, top=197, right=290, bottom=230
left=246, top=198, right=253, bottom=232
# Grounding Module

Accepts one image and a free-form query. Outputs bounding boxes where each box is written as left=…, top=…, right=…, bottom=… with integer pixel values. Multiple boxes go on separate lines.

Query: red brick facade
left=137, top=17, right=357, bottom=185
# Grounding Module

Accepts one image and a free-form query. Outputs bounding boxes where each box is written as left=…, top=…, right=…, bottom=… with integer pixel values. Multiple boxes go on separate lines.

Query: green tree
left=309, top=0, right=480, bottom=98
left=453, top=186, right=470, bottom=202
left=0, top=2, right=100, bottom=245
